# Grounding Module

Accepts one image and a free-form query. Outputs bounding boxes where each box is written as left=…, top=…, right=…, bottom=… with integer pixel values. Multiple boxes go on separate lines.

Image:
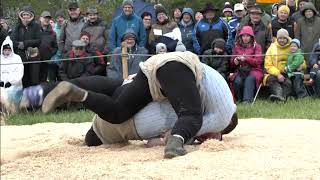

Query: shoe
left=42, top=81, right=86, bottom=113
left=164, top=135, right=187, bottom=159
left=269, top=94, right=285, bottom=102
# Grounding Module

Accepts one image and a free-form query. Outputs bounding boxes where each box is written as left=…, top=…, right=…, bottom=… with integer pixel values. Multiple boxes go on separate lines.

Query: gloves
left=5, top=82, right=11, bottom=88
left=18, top=42, right=24, bottom=50
left=0, top=81, right=4, bottom=87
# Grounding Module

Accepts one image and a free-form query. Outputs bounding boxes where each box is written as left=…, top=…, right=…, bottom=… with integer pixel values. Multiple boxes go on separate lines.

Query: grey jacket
left=107, top=45, right=148, bottom=80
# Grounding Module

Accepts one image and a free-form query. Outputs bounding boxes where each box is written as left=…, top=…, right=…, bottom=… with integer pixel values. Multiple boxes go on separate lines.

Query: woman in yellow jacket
left=264, top=28, right=292, bottom=101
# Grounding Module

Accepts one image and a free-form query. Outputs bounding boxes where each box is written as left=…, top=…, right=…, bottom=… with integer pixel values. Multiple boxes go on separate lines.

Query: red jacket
left=230, top=41, right=263, bottom=88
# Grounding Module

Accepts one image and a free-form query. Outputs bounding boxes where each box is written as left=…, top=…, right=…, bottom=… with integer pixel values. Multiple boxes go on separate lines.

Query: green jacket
left=285, top=49, right=304, bottom=78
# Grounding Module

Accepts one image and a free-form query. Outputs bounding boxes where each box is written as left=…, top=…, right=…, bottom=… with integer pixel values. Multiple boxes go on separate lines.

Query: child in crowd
left=284, top=39, right=308, bottom=98
left=155, top=43, right=167, bottom=54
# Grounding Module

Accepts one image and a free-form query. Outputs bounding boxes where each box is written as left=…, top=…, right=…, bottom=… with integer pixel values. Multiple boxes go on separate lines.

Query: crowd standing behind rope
left=1, top=0, right=320, bottom=105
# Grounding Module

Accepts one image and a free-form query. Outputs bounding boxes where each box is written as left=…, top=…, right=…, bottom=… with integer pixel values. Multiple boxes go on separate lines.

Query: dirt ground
left=1, top=119, right=320, bottom=180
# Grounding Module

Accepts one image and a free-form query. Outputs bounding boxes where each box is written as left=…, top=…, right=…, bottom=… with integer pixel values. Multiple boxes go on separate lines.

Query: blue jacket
left=310, top=42, right=320, bottom=67
left=228, top=16, right=241, bottom=48
left=192, top=17, right=232, bottom=55
left=108, top=12, right=146, bottom=51
left=178, top=8, right=195, bottom=52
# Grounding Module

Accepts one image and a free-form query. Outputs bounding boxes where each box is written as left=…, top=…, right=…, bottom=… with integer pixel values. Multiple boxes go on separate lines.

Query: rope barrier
left=1, top=51, right=319, bottom=65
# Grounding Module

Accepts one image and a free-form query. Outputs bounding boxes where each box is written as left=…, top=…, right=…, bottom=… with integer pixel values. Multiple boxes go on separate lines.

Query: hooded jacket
left=295, top=2, right=320, bottom=64
left=0, top=36, right=24, bottom=87
left=39, top=24, right=58, bottom=61
left=178, top=8, right=195, bottom=52
left=230, top=26, right=263, bottom=87
left=285, top=48, right=305, bottom=78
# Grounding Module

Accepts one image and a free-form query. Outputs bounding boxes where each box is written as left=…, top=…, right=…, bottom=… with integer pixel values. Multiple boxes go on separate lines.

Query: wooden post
left=121, top=42, right=129, bottom=79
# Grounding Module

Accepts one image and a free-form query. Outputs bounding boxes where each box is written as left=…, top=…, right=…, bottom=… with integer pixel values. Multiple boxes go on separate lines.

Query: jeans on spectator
left=233, top=75, right=256, bottom=102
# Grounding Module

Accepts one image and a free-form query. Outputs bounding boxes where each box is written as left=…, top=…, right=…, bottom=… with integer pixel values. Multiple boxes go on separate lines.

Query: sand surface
left=1, top=119, right=320, bottom=180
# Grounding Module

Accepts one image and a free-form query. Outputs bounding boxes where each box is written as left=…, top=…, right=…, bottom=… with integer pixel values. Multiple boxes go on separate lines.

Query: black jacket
left=202, top=49, right=229, bottom=80
left=39, top=25, right=58, bottom=61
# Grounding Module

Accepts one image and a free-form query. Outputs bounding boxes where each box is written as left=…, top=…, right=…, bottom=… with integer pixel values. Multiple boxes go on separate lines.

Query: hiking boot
left=42, top=81, right=86, bottom=113
left=164, top=135, right=187, bottom=159
left=269, top=94, right=285, bottom=102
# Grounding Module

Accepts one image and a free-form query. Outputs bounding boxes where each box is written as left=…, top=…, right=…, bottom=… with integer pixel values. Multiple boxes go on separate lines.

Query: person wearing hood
left=148, top=4, right=182, bottom=54
left=230, top=26, right=263, bottom=103
left=271, top=3, right=279, bottom=20
left=59, top=1, right=85, bottom=57
left=239, top=4, right=273, bottom=53
left=107, top=29, right=148, bottom=81
left=10, top=5, right=41, bottom=87
left=155, top=43, right=167, bottom=54
left=0, top=36, right=24, bottom=89
left=309, top=40, right=320, bottom=97
left=178, top=8, right=195, bottom=53
left=108, top=0, right=146, bottom=51
left=264, top=29, right=293, bottom=101
left=295, top=2, right=320, bottom=65
left=81, top=6, right=109, bottom=54
left=291, top=0, right=309, bottom=22
left=284, top=39, right=308, bottom=98
left=201, top=38, right=229, bottom=80
left=193, top=3, right=232, bottom=55
left=39, top=11, right=58, bottom=82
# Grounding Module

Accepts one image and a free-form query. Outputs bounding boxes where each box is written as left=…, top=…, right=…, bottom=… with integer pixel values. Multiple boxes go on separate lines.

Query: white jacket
left=0, top=36, right=24, bottom=87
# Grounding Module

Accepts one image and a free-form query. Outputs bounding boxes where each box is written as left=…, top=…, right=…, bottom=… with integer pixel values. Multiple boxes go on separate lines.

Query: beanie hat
left=290, top=39, right=301, bottom=48
left=155, top=4, right=167, bottom=16
left=175, top=41, right=186, bottom=52
left=122, top=29, right=137, bottom=41
left=3, top=44, right=11, bottom=50
left=87, top=6, right=98, bottom=14
left=156, top=43, right=167, bottom=54
left=122, top=0, right=134, bottom=7
left=55, top=10, right=65, bottom=18
left=277, top=28, right=290, bottom=40
left=223, top=2, right=233, bottom=14
left=72, top=40, right=86, bottom=47
left=212, top=38, right=226, bottom=50
left=278, top=5, right=290, bottom=14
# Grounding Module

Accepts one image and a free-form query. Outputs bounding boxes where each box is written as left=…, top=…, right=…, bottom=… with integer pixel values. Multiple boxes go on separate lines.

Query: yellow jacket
left=263, top=40, right=291, bottom=85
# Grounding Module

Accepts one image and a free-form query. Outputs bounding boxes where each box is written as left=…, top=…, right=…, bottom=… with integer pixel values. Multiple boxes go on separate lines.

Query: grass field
left=2, top=97, right=320, bottom=126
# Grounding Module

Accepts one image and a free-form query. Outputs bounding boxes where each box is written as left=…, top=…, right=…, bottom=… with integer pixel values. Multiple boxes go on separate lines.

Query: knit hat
left=277, top=28, right=290, bottom=40
left=156, top=43, right=167, bottom=54
left=223, top=2, right=233, bottom=14
left=55, top=10, right=65, bottom=18
left=122, top=0, right=134, bottom=7
left=155, top=4, right=167, bottom=16
left=175, top=41, right=186, bottom=52
left=3, top=44, right=11, bottom=50
left=122, top=29, right=137, bottom=41
left=278, top=5, right=290, bottom=14
left=211, top=38, right=226, bottom=50
left=290, top=39, right=301, bottom=48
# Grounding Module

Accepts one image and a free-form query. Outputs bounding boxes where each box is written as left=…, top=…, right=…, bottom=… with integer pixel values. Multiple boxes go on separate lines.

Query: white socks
left=173, top=134, right=185, bottom=144
left=80, top=91, right=88, bottom=102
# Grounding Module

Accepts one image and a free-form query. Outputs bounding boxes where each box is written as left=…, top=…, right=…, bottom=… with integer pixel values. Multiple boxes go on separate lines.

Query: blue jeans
left=234, top=75, right=256, bottom=102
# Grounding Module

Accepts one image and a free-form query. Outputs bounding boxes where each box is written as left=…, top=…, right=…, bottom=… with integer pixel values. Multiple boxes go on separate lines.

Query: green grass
left=3, top=98, right=320, bottom=125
